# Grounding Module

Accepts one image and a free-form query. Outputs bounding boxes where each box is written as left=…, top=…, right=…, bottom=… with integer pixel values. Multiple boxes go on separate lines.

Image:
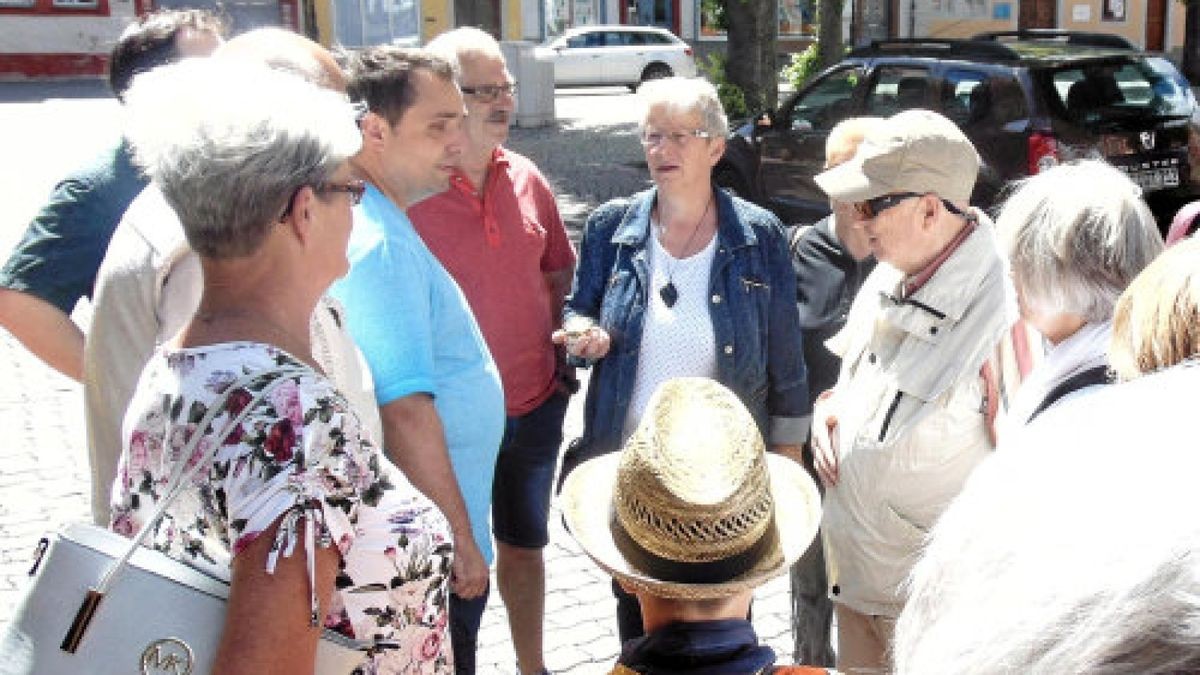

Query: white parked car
left=536, top=26, right=697, bottom=90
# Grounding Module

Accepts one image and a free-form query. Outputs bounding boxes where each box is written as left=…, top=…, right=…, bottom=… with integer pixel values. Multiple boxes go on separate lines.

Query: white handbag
left=0, top=366, right=372, bottom=675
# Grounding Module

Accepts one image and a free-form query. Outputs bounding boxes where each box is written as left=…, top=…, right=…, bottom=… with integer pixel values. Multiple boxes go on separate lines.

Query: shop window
left=700, top=0, right=815, bottom=38
left=1, top=0, right=107, bottom=13
left=332, top=0, right=417, bottom=48
left=779, top=0, right=816, bottom=36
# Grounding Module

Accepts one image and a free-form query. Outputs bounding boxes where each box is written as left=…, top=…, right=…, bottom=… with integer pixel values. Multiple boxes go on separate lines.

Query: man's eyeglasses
left=639, top=128, right=713, bottom=148
left=460, top=82, right=518, bottom=103
left=280, top=180, right=367, bottom=220
left=853, top=191, right=966, bottom=219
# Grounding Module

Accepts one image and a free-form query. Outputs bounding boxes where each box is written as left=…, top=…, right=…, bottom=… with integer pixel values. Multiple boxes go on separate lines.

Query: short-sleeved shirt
left=409, top=148, right=575, bottom=417
left=330, top=186, right=505, bottom=564
left=0, top=137, right=147, bottom=313
left=110, top=343, right=454, bottom=673
left=84, top=184, right=382, bottom=527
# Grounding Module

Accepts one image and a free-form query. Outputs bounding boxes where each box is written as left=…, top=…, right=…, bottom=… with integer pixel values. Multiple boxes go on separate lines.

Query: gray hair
left=893, top=368, right=1200, bottom=674
left=123, top=58, right=361, bottom=258
left=638, top=76, right=729, bottom=138
left=425, top=27, right=505, bottom=76
left=996, top=160, right=1163, bottom=323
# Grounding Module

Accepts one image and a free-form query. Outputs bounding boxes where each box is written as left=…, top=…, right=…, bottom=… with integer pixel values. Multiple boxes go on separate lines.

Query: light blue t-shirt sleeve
left=331, top=229, right=437, bottom=407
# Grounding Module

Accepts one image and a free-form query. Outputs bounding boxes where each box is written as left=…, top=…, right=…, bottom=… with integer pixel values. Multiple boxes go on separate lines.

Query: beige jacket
left=83, top=185, right=382, bottom=525
left=819, top=211, right=1015, bottom=618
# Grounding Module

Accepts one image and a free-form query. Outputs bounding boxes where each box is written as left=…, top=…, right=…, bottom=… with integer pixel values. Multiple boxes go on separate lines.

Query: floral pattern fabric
left=110, top=342, right=454, bottom=673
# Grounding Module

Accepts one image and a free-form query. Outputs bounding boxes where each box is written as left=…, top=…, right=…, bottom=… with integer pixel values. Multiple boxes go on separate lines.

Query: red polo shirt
left=409, top=147, right=576, bottom=416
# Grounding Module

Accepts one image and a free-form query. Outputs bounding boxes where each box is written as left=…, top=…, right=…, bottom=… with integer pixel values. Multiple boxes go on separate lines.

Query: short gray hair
left=996, top=160, right=1163, bottom=322
left=425, top=27, right=505, bottom=76
left=123, top=58, right=361, bottom=258
left=638, top=76, right=729, bottom=138
left=894, top=368, right=1200, bottom=674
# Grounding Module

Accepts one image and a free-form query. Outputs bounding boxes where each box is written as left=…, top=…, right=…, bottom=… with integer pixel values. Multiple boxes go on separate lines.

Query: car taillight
left=684, top=47, right=693, bottom=57
left=1028, top=132, right=1059, bottom=175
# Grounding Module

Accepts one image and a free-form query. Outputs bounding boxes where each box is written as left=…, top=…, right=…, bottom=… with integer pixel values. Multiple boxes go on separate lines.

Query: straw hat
left=561, top=377, right=821, bottom=600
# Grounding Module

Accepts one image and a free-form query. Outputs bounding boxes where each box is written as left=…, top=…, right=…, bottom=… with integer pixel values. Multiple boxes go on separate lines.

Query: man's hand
left=451, top=534, right=489, bottom=599
left=551, top=323, right=611, bottom=360
left=380, top=395, right=489, bottom=598
left=810, top=390, right=841, bottom=488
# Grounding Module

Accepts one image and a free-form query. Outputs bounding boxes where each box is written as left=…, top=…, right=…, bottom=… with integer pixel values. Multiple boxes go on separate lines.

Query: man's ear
left=921, top=194, right=939, bottom=230
left=358, top=111, right=389, bottom=150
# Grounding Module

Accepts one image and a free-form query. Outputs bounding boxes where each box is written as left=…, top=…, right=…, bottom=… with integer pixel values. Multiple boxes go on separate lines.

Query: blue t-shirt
left=330, top=185, right=504, bottom=564
left=0, top=136, right=148, bottom=313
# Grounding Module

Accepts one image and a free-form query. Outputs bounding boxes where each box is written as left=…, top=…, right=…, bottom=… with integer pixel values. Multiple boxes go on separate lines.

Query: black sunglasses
left=854, top=192, right=966, bottom=219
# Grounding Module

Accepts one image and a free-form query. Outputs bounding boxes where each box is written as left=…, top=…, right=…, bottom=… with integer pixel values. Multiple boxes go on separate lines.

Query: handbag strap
left=96, top=363, right=308, bottom=594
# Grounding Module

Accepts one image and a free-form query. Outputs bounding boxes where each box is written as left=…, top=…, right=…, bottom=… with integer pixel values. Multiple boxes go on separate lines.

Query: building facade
left=852, top=0, right=1187, bottom=54
left=1, top=0, right=1188, bottom=78
left=0, top=0, right=299, bottom=78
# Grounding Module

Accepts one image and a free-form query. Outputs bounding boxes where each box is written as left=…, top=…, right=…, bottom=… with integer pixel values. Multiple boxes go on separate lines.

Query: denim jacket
left=563, top=187, right=810, bottom=468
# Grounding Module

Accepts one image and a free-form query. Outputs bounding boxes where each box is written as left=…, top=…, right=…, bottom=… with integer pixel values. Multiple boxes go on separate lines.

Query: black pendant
left=659, top=282, right=678, bottom=308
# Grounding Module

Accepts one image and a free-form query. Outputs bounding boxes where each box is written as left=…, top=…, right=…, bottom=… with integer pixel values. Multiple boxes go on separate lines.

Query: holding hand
left=551, top=317, right=612, bottom=360
left=810, top=389, right=841, bottom=488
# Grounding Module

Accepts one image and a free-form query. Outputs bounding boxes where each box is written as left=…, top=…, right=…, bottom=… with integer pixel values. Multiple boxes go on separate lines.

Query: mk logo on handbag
left=140, top=638, right=194, bottom=675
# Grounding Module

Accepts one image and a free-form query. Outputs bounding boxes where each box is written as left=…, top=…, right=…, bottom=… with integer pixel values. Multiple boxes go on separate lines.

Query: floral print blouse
left=110, top=342, right=454, bottom=674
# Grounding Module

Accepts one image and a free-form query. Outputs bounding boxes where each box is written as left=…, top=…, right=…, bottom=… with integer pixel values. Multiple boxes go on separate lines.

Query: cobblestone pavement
left=0, top=82, right=798, bottom=674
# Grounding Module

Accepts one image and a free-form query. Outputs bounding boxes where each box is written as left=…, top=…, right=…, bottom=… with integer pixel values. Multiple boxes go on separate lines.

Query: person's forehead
left=460, top=53, right=509, bottom=81
left=403, top=71, right=463, bottom=122
left=644, top=103, right=702, bottom=128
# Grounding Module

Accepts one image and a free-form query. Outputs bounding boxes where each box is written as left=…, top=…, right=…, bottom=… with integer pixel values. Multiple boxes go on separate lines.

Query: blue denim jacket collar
left=610, top=187, right=760, bottom=252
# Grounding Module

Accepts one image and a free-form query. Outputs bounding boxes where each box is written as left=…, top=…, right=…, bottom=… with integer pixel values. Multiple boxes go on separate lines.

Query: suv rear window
left=1042, top=57, right=1192, bottom=125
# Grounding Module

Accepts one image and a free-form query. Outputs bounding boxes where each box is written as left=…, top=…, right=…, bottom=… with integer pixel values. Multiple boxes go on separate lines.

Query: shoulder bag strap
left=96, top=364, right=309, bottom=594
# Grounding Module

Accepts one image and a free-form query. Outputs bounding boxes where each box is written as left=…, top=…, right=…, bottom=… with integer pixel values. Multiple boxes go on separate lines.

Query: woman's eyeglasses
left=639, top=128, right=712, bottom=148
left=853, top=192, right=966, bottom=219
left=460, top=82, right=518, bottom=103
left=316, top=180, right=367, bottom=206
left=280, top=180, right=367, bottom=221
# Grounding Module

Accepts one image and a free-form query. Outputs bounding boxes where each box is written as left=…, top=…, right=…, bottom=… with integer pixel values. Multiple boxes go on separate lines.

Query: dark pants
left=791, top=442, right=835, bottom=666
left=449, top=586, right=490, bottom=674
left=492, top=391, right=570, bottom=549
left=790, top=534, right=836, bottom=666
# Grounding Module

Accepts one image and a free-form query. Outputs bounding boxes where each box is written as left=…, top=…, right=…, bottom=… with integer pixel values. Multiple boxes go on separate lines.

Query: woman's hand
left=810, top=389, right=841, bottom=488
left=551, top=323, right=612, bottom=360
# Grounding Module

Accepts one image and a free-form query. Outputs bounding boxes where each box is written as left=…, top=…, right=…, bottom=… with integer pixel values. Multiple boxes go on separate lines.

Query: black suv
left=715, top=31, right=1199, bottom=228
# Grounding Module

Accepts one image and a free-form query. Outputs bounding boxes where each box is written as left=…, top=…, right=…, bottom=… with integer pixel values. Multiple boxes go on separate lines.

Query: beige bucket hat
left=814, top=108, right=981, bottom=204
left=561, top=377, right=821, bottom=600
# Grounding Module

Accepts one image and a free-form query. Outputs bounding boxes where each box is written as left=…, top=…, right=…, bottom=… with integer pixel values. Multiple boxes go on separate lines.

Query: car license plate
left=1126, top=167, right=1180, bottom=191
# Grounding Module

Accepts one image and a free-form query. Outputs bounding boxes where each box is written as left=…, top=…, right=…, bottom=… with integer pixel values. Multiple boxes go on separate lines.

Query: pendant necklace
left=657, top=196, right=712, bottom=308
